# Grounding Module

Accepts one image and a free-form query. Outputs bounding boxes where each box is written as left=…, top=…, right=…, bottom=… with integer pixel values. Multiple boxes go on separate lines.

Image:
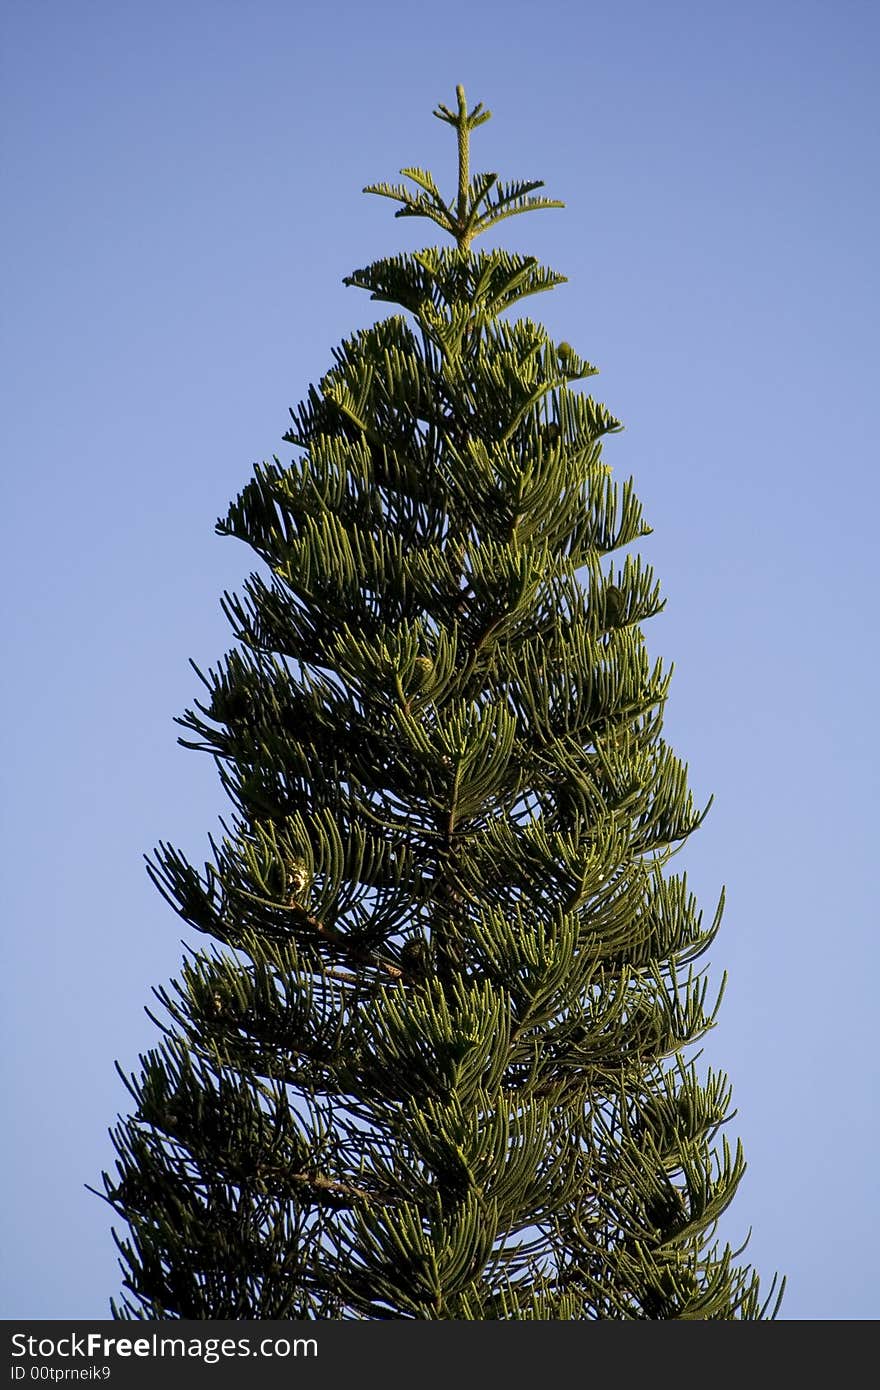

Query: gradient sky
left=2, top=0, right=877, bottom=1321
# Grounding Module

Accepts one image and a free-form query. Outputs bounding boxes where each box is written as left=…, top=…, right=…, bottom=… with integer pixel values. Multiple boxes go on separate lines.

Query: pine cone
left=287, top=858, right=311, bottom=900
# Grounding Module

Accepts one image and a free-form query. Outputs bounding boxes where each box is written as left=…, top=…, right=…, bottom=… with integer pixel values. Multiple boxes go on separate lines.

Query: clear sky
left=2, top=0, right=877, bottom=1321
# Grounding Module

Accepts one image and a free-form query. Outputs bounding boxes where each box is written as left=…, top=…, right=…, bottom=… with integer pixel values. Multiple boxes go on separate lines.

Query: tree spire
left=436, top=84, right=488, bottom=238
left=363, top=84, right=564, bottom=250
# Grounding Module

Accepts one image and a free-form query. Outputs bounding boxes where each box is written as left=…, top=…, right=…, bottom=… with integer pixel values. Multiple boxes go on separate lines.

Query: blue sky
left=2, top=0, right=877, bottom=1321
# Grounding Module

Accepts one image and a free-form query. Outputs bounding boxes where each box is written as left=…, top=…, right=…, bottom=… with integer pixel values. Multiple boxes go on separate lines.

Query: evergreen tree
left=98, top=87, right=783, bottom=1320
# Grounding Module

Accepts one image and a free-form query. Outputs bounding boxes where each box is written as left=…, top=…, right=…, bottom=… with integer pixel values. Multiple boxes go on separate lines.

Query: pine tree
left=98, top=87, right=783, bottom=1320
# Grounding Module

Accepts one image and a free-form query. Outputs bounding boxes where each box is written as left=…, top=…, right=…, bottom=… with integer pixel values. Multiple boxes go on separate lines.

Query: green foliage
left=96, top=87, right=782, bottom=1321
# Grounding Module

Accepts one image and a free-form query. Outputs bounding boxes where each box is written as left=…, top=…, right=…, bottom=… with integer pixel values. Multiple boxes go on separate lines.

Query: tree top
left=363, top=84, right=565, bottom=251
